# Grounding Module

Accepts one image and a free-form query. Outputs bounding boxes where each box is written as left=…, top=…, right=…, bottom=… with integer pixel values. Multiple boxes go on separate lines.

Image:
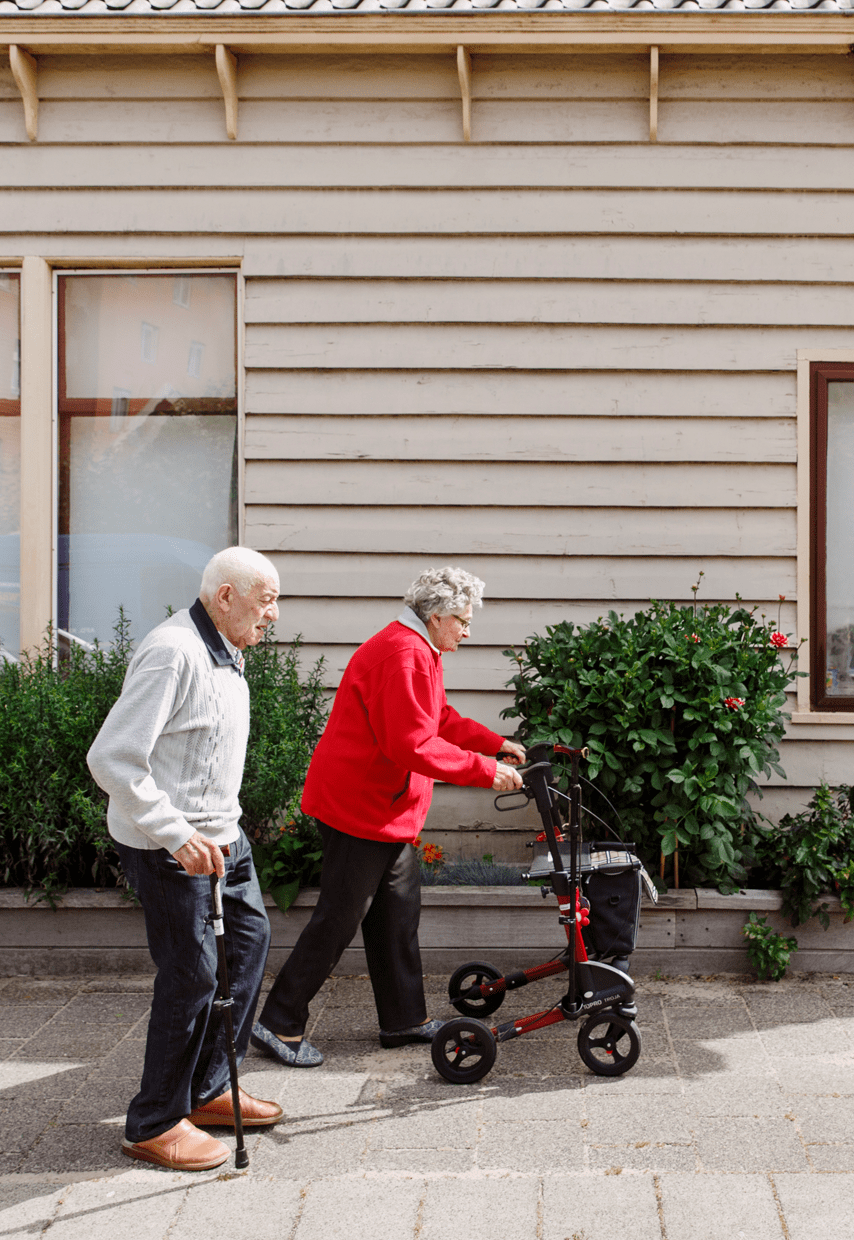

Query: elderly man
left=88, top=546, right=282, bottom=1172
left=252, top=566, right=525, bottom=1067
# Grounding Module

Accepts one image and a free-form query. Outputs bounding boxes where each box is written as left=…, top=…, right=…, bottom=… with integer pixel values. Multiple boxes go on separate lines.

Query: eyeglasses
left=451, top=615, right=472, bottom=631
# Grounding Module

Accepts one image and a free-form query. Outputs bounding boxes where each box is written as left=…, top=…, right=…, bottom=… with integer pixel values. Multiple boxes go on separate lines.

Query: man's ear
left=215, top=583, right=234, bottom=612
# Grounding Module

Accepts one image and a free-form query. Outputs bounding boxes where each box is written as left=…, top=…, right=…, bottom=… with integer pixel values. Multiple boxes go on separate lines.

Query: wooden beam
left=2, top=26, right=854, bottom=54
left=9, top=45, right=38, bottom=142
left=216, top=44, right=238, bottom=142
left=19, top=257, right=53, bottom=655
left=457, top=44, right=472, bottom=143
left=649, top=44, right=659, bottom=144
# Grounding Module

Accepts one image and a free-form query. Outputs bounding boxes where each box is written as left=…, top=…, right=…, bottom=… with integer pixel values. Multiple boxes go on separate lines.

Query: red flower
left=724, top=697, right=746, bottom=710
left=686, top=633, right=700, bottom=643
left=770, top=631, right=788, bottom=649
left=414, top=836, right=423, bottom=849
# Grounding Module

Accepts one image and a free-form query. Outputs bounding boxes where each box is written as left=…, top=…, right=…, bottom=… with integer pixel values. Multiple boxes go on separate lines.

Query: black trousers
left=259, top=821, right=426, bottom=1036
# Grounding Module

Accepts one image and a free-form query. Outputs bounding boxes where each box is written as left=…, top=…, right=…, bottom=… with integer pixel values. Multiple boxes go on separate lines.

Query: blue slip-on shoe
left=379, top=1018, right=444, bottom=1049
left=250, top=1022, right=324, bottom=1067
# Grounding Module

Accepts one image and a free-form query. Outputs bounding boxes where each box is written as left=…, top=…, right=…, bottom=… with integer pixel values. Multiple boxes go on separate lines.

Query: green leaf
left=270, top=880, right=301, bottom=913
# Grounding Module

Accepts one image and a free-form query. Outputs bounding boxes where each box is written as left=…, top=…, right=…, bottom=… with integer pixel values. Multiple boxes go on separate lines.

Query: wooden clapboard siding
left=13, top=145, right=854, bottom=192
left=244, top=415, right=795, bottom=462
left=2, top=49, right=851, bottom=824
left=245, top=280, right=854, bottom=328
left=245, top=324, right=854, bottom=372
left=246, top=461, right=795, bottom=507
left=659, top=102, right=854, bottom=145
left=264, top=553, right=795, bottom=601
left=660, top=53, right=854, bottom=99
left=245, top=504, right=794, bottom=555
left=6, top=188, right=854, bottom=236
left=246, top=371, right=794, bottom=417
left=243, top=237, right=854, bottom=283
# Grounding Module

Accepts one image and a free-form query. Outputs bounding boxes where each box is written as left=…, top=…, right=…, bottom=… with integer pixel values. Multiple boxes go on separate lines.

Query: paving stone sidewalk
left=1, top=969, right=854, bottom=1240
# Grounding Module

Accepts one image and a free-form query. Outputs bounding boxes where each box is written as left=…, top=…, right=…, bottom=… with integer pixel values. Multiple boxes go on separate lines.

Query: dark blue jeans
left=115, top=830, right=270, bottom=1144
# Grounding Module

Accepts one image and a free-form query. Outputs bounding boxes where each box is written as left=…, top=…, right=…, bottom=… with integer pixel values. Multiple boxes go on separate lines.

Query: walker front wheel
left=448, top=961, right=505, bottom=1018
left=577, top=1012, right=641, bottom=1077
left=432, top=1017, right=497, bottom=1084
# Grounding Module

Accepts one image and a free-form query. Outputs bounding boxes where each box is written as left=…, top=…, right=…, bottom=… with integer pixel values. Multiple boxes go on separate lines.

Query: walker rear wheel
left=448, top=961, right=505, bottom=1018
left=432, top=1017, right=497, bottom=1084
left=577, top=1011, right=641, bottom=1077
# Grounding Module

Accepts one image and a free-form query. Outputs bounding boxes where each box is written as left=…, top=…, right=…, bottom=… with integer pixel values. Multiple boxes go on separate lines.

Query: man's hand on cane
left=173, top=832, right=226, bottom=876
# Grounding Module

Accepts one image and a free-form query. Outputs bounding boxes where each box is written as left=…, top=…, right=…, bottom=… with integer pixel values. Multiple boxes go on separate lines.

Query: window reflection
left=825, top=381, right=854, bottom=696
left=0, top=273, right=20, bottom=660
left=58, top=273, right=238, bottom=646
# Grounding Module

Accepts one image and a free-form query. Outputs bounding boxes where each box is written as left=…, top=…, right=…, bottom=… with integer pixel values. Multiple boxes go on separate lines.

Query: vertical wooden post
left=649, top=46, right=659, bottom=144
left=19, top=257, right=53, bottom=654
left=10, top=46, right=38, bottom=142
left=216, top=45, right=238, bottom=142
left=457, top=46, right=472, bottom=143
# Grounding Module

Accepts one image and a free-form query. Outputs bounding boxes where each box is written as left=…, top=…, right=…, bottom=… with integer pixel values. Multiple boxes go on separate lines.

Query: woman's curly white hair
left=404, top=567, right=486, bottom=623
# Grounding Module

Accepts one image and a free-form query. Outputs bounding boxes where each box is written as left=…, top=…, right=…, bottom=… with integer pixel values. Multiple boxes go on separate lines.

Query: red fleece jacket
left=301, top=620, right=505, bottom=843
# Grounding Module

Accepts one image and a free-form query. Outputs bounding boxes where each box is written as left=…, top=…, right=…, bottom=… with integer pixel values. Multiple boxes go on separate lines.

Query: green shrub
left=754, top=782, right=854, bottom=927
left=502, top=587, right=800, bottom=893
left=0, top=615, right=133, bottom=903
left=242, top=632, right=329, bottom=911
left=741, top=912, right=798, bottom=980
left=0, top=616, right=328, bottom=906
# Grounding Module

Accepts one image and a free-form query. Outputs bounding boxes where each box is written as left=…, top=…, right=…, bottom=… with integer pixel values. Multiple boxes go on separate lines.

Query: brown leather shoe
left=188, top=1086, right=283, bottom=1128
left=121, top=1119, right=229, bottom=1171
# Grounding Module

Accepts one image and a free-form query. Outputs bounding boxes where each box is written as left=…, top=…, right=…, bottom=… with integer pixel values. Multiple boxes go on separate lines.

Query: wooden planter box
left=0, top=885, right=852, bottom=976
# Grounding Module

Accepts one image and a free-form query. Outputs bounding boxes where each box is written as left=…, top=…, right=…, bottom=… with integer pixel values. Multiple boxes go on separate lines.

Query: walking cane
left=210, top=859, right=249, bottom=1170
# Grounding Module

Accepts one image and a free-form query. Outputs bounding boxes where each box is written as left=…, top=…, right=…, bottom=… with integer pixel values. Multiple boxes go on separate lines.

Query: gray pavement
left=2, top=969, right=854, bottom=1239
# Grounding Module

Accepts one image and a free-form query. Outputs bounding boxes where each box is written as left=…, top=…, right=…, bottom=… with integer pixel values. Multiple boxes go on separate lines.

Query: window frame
left=795, top=349, right=854, bottom=723
left=809, top=360, right=854, bottom=712
left=3, top=258, right=243, bottom=655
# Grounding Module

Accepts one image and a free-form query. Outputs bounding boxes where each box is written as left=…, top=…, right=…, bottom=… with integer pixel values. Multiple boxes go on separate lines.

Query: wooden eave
left=1, top=14, right=854, bottom=54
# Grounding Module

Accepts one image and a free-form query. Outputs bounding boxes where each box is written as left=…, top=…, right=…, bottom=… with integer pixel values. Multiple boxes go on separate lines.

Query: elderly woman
left=252, top=567, right=525, bottom=1065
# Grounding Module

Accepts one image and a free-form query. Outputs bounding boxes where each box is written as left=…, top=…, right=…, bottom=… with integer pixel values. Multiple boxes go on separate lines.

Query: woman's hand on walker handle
left=173, top=832, right=226, bottom=877
left=492, top=761, right=523, bottom=792
left=498, top=740, right=526, bottom=766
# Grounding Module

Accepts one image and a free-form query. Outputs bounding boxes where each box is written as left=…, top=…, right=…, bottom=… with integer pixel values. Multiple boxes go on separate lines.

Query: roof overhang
left=1, top=12, right=854, bottom=53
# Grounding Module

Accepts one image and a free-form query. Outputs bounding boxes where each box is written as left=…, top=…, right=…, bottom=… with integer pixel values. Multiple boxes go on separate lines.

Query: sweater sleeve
left=438, top=700, right=506, bottom=756
left=365, top=664, right=497, bottom=788
left=87, top=646, right=196, bottom=854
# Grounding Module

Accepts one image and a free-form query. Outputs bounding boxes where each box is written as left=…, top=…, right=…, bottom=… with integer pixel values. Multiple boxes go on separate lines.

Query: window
left=141, top=321, right=159, bottom=366
left=810, top=362, right=854, bottom=710
left=0, top=272, right=20, bottom=659
left=57, top=273, right=238, bottom=647
left=187, top=340, right=205, bottom=379
left=173, top=275, right=191, bottom=309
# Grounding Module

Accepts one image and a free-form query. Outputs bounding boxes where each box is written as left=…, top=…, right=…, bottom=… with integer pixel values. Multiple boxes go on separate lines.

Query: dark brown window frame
left=810, top=360, right=854, bottom=711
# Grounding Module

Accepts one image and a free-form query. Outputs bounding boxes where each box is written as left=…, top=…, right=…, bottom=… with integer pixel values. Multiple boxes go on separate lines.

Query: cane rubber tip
left=235, top=1149, right=249, bottom=1169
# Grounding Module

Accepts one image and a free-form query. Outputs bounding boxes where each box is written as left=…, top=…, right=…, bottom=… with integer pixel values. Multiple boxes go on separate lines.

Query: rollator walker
left=431, top=743, right=654, bottom=1084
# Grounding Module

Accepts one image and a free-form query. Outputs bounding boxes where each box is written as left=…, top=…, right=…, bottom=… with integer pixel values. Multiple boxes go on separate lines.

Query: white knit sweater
left=87, top=608, right=250, bottom=854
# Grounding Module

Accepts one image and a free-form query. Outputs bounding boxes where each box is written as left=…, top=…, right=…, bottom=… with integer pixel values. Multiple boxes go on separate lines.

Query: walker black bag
left=581, top=848, right=645, bottom=961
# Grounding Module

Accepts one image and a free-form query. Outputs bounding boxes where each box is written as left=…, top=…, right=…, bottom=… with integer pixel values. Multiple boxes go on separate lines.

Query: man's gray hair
left=404, top=567, right=486, bottom=623
left=199, top=547, right=279, bottom=600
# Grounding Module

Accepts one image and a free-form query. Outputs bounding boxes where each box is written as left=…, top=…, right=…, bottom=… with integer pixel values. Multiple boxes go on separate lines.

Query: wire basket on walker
left=430, top=742, right=658, bottom=1084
